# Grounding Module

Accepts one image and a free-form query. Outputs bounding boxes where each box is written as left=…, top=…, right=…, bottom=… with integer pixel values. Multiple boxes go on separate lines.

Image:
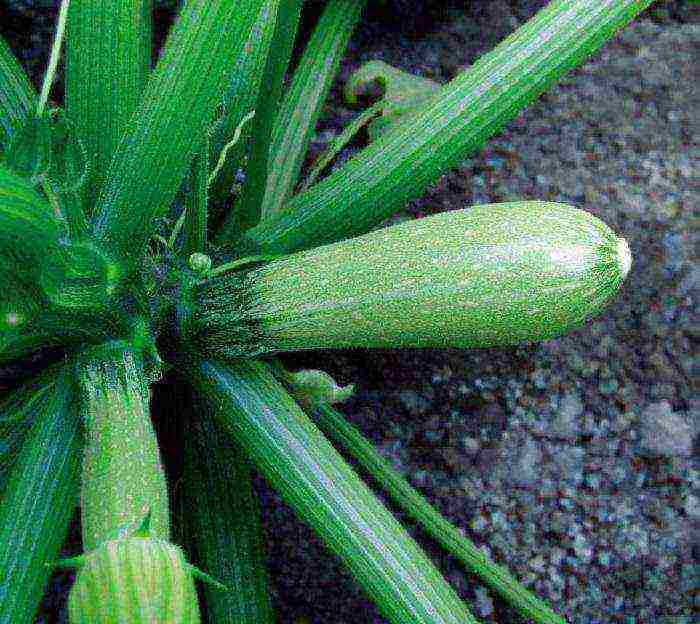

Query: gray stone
left=639, top=401, right=694, bottom=457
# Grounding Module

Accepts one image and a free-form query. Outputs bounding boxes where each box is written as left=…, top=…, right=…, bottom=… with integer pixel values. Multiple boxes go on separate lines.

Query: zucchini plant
left=0, top=1, right=648, bottom=622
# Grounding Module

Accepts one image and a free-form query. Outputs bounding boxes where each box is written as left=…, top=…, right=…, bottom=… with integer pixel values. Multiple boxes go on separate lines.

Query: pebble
left=639, top=401, right=694, bottom=457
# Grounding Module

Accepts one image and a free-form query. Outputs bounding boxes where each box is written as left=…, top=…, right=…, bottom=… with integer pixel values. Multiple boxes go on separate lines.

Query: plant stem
left=65, top=0, right=153, bottom=212
left=183, top=393, right=275, bottom=623
left=313, top=404, right=567, bottom=624
left=182, top=141, right=209, bottom=258
left=261, top=0, right=367, bottom=218
left=37, top=0, right=71, bottom=117
left=230, top=0, right=303, bottom=234
left=91, top=0, right=267, bottom=270
left=235, top=0, right=653, bottom=257
left=0, top=36, right=36, bottom=150
left=186, top=358, right=480, bottom=624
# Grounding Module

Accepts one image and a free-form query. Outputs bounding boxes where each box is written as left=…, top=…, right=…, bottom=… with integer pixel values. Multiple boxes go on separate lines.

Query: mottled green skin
left=242, top=202, right=628, bottom=352
left=197, top=203, right=629, bottom=356
left=78, top=348, right=170, bottom=551
left=68, top=538, right=200, bottom=624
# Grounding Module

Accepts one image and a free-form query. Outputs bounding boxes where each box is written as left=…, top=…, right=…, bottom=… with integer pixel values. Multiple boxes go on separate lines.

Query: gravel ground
left=1, top=1, right=697, bottom=623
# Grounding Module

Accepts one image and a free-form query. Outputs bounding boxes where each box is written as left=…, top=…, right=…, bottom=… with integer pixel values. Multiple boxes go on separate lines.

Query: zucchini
left=194, top=202, right=631, bottom=357
left=78, top=346, right=170, bottom=551
left=68, top=537, right=200, bottom=624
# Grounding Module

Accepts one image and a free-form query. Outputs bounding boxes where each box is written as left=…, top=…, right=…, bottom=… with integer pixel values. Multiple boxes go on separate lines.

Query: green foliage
left=0, top=1, right=651, bottom=622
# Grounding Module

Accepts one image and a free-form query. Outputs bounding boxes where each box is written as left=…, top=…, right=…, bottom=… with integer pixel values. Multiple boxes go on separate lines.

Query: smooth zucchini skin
left=197, top=202, right=631, bottom=355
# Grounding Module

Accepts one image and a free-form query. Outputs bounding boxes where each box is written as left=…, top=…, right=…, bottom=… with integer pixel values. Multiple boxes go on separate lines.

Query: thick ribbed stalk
left=230, top=0, right=302, bottom=234
left=313, top=404, right=566, bottom=624
left=0, top=365, right=59, bottom=491
left=0, top=35, right=35, bottom=152
left=182, top=142, right=209, bottom=258
left=183, top=402, right=274, bottom=623
left=0, top=366, right=81, bottom=624
left=193, top=203, right=631, bottom=358
left=208, top=0, right=278, bottom=219
left=235, top=0, right=652, bottom=256
left=78, top=346, right=170, bottom=551
left=91, top=0, right=266, bottom=269
left=260, top=0, right=366, bottom=218
left=186, top=358, right=478, bottom=624
left=66, top=0, right=153, bottom=212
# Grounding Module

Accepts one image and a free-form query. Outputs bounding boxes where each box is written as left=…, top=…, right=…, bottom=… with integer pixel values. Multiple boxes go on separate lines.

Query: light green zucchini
left=194, top=202, right=631, bottom=357
left=68, top=537, right=200, bottom=624
left=77, top=346, right=170, bottom=551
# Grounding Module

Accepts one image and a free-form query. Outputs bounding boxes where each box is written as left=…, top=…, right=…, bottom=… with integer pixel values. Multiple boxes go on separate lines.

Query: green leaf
left=2, top=113, right=53, bottom=181
left=312, top=404, right=566, bottom=624
left=0, top=35, right=35, bottom=153
left=0, top=163, right=62, bottom=278
left=343, top=60, right=440, bottom=141
left=77, top=345, right=170, bottom=551
left=91, top=0, right=267, bottom=269
left=193, top=203, right=631, bottom=357
left=269, top=361, right=355, bottom=411
left=65, top=0, right=153, bottom=213
left=235, top=0, right=653, bottom=257
left=0, top=365, right=82, bottom=624
left=186, top=358, right=477, bottom=624
left=183, top=392, right=274, bottom=623
left=46, top=109, right=90, bottom=238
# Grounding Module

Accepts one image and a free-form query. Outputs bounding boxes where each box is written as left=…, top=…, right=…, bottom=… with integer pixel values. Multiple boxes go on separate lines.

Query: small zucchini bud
left=68, top=537, right=200, bottom=624
left=194, top=202, right=631, bottom=357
